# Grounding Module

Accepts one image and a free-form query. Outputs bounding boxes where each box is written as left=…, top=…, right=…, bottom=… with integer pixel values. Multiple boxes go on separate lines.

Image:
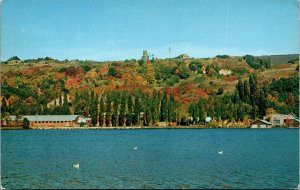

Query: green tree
left=243, top=79, right=250, bottom=103
left=22, top=117, right=30, bottom=129
left=152, top=90, right=160, bottom=124
left=145, top=95, right=153, bottom=126
left=237, top=79, right=244, bottom=100
left=99, top=97, right=104, bottom=126
left=178, top=65, right=190, bottom=79
left=160, top=91, right=168, bottom=122
left=105, top=93, right=112, bottom=126
left=197, top=99, right=205, bottom=124
left=112, top=92, right=120, bottom=126
left=108, top=67, right=117, bottom=77
left=168, top=94, right=176, bottom=122
left=73, top=91, right=89, bottom=116
left=1, top=97, right=7, bottom=116
left=249, top=74, right=258, bottom=99
left=119, top=92, right=127, bottom=126
left=126, top=94, right=133, bottom=126
left=90, top=91, right=98, bottom=126
left=133, top=94, right=140, bottom=126
left=214, top=98, right=222, bottom=121
left=61, top=92, right=70, bottom=115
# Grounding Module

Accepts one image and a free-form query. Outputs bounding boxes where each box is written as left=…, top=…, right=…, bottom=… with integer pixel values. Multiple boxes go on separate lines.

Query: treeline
left=243, top=55, right=272, bottom=69
left=188, top=74, right=299, bottom=124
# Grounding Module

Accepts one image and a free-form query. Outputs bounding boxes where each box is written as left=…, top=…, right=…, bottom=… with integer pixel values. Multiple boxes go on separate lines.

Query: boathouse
left=6, top=115, right=91, bottom=128
left=250, top=120, right=272, bottom=128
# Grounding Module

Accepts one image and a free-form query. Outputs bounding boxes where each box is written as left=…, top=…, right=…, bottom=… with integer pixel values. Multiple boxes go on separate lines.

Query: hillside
left=1, top=55, right=298, bottom=127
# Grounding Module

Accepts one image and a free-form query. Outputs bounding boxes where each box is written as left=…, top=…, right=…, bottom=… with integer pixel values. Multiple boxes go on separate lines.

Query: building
left=8, top=60, right=21, bottom=64
left=250, top=120, right=272, bottom=128
left=5, top=115, right=91, bottom=128
left=264, top=113, right=299, bottom=127
left=141, top=50, right=149, bottom=61
left=175, top=54, right=190, bottom=60
left=219, top=69, right=232, bottom=76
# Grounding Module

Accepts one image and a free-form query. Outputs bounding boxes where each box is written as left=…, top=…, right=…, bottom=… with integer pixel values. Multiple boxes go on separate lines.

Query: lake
left=1, top=129, right=299, bottom=189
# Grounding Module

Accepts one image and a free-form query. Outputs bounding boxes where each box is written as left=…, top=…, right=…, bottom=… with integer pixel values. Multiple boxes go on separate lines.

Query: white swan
left=133, top=147, right=138, bottom=150
left=73, top=163, right=80, bottom=169
left=218, top=150, right=223, bottom=154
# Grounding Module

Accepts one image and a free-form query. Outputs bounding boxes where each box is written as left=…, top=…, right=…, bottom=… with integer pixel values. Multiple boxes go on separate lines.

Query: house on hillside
left=7, top=56, right=22, bottom=64
left=5, top=115, right=91, bottom=128
left=264, top=113, right=299, bottom=127
left=175, top=54, right=190, bottom=60
left=250, top=120, right=272, bottom=128
left=219, top=69, right=232, bottom=76
left=8, top=60, right=21, bottom=64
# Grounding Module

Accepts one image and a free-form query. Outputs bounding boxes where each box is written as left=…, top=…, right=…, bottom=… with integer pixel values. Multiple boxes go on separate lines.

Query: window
left=273, top=118, right=280, bottom=126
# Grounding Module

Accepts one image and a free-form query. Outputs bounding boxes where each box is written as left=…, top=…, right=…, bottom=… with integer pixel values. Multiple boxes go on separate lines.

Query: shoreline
left=1, top=126, right=297, bottom=130
left=1, top=125, right=246, bottom=130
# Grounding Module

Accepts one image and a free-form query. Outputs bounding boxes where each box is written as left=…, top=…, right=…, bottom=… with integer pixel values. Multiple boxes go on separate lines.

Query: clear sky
left=1, top=0, right=298, bottom=61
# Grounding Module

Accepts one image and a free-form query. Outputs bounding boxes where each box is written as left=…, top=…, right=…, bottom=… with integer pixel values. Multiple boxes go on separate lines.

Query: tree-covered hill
left=1, top=55, right=298, bottom=126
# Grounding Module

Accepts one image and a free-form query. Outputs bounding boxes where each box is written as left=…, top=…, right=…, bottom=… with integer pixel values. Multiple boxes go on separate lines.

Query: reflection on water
left=1, top=129, right=299, bottom=189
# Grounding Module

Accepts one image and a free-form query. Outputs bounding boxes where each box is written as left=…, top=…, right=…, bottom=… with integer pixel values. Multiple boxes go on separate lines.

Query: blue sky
left=1, top=0, right=298, bottom=61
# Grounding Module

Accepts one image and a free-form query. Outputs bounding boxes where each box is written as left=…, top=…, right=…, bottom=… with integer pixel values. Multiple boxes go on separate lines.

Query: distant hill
left=258, top=54, right=299, bottom=66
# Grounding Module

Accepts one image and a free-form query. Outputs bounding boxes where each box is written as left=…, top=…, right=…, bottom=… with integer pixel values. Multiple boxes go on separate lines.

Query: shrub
left=217, top=87, right=224, bottom=95
left=108, top=67, right=117, bottom=77
left=23, top=117, right=30, bottom=129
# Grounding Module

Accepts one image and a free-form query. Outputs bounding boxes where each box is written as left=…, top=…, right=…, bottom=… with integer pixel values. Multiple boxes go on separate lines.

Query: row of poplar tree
left=188, top=74, right=298, bottom=124
left=73, top=90, right=180, bottom=126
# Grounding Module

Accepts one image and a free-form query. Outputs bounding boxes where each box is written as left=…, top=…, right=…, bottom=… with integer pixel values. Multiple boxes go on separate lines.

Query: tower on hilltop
left=141, top=50, right=149, bottom=61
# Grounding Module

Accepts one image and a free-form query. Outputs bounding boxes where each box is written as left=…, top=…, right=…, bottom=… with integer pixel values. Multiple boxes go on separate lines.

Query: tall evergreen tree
left=61, top=92, right=70, bottom=115
left=188, top=104, right=195, bottom=124
left=119, top=92, right=126, bottom=126
left=249, top=74, right=258, bottom=100
left=168, top=94, right=176, bottom=123
left=160, top=91, right=168, bottom=122
left=1, top=97, right=7, bottom=116
left=126, top=94, right=133, bottom=126
left=237, top=103, right=245, bottom=122
left=99, top=96, right=104, bottom=126
left=152, top=90, right=160, bottom=124
left=214, top=97, right=222, bottom=121
left=112, top=92, right=120, bottom=126
left=90, top=91, right=98, bottom=126
left=237, top=79, right=244, bottom=100
left=133, top=94, right=140, bottom=126
left=257, top=90, right=267, bottom=117
left=197, top=99, right=205, bottom=124
left=106, top=93, right=112, bottom=126
left=243, top=79, right=250, bottom=103
left=145, top=95, right=153, bottom=126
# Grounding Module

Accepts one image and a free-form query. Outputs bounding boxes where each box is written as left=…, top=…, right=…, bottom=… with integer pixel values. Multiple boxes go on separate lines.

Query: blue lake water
left=1, top=129, right=299, bottom=189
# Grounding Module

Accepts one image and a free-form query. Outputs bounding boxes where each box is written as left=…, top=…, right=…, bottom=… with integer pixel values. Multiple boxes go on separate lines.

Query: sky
left=1, top=0, right=299, bottom=61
